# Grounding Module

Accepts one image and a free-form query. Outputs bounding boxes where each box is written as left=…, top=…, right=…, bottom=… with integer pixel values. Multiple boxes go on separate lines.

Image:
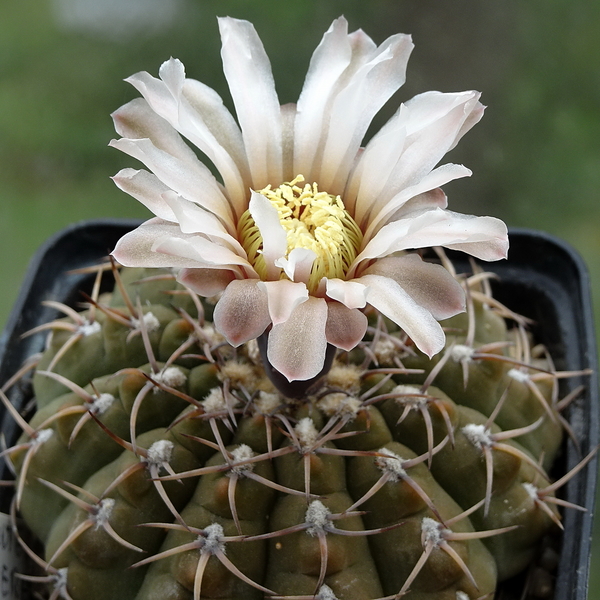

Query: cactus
left=0, top=15, right=594, bottom=600
left=0, top=259, right=592, bottom=600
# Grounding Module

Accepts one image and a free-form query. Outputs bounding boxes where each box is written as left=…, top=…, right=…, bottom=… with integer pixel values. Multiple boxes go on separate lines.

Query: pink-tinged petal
left=293, top=17, right=353, bottom=178
left=178, top=268, right=235, bottom=297
left=258, top=280, right=309, bottom=325
left=248, top=191, right=287, bottom=280
left=112, top=219, right=212, bottom=269
left=325, top=303, right=368, bottom=351
left=213, top=280, right=271, bottom=346
left=267, top=297, right=329, bottom=381
left=275, top=248, right=316, bottom=284
left=219, top=17, right=282, bottom=188
left=163, top=191, right=246, bottom=255
left=363, top=254, right=465, bottom=320
left=316, top=32, right=414, bottom=195
left=325, top=278, right=368, bottom=309
left=360, top=274, right=446, bottom=357
left=112, top=169, right=176, bottom=222
left=359, top=208, right=508, bottom=264
left=109, top=137, right=233, bottom=225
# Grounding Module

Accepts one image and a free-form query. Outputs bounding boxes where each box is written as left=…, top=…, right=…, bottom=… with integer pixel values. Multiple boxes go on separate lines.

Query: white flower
left=111, top=17, right=508, bottom=383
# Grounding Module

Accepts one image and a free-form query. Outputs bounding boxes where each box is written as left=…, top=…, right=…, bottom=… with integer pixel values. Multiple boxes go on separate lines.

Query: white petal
left=109, top=137, right=233, bottom=225
left=112, top=169, right=176, bottom=222
left=316, top=32, right=414, bottom=195
left=125, top=60, right=183, bottom=123
left=267, top=297, right=329, bottom=381
left=248, top=191, right=287, bottom=280
left=344, top=104, right=408, bottom=223
left=359, top=207, right=509, bottom=264
left=112, top=98, right=199, bottom=164
left=293, top=17, right=353, bottom=177
left=258, top=280, right=309, bottom=325
left=213, top=280, right=271, bottom=346
left=358, top=164, right=473, bottom=251
left=360, top=274, right=446, bottom=357
left=112, top=219, right=216, bottom=269
left=280, top=103, right=296, bottom=182
left=127, top=61, right=250, bottom=217
left=356, top=91, right=482, bottom=234
left=275, top=248, right=316, bottom=284
left=182, top=77, right=251, bottom=215
left=325, top=278, right=368, bottom=309
left=363, top=255, right=465, bottom=320
left=152, top=235, right=253, bottom=272
left=219, top=17, right=282, bottom=187
left=325, top=303, right=368, bottom=351
left=163, top=191, right=246, bottom=255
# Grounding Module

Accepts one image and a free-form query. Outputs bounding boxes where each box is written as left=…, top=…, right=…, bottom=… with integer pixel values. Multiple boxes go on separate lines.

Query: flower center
left=238, top=175, right=363, bottom=293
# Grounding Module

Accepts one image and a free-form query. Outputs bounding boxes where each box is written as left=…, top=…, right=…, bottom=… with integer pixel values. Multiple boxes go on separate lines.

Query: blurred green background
left=1, top=0, right=599, bottom=595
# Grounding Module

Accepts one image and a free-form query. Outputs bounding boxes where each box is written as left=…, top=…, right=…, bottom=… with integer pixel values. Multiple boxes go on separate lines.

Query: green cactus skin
left=2, top=262, right=587, bottom=600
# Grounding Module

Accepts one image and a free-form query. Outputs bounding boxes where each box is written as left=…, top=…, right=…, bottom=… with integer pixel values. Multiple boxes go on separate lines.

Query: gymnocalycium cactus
left=0, top=16, right=594, bottom=600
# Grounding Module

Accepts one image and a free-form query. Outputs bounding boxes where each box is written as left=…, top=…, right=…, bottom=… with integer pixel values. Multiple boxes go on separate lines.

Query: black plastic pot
left=0, top=219, right=597, bottom=600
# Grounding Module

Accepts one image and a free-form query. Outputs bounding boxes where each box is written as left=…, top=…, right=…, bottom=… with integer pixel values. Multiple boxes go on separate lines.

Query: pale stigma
left=238, top=175, right=363, bottom=293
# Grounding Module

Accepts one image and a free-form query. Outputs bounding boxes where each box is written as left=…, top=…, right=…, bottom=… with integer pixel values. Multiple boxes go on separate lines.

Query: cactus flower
left=111, top=16, right=508, bottom=383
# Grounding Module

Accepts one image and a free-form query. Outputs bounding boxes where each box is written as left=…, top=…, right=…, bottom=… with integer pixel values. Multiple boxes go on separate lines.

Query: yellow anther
left=238, top=175, right=363, bottom=292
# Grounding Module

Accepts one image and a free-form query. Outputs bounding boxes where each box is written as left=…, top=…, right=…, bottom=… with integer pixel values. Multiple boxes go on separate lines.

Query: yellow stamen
left=238, top=175, right=363, bottom=293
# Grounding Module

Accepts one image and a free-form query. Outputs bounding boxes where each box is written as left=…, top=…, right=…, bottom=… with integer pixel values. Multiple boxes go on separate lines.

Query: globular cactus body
left=2, top=263, right=586, bottom=600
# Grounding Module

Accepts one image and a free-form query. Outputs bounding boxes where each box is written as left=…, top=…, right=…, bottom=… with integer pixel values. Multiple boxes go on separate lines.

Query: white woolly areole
left=305, top=500, right=331, bottom=536
left=229, top=444, right=256, bottom=476
left=317, top=585, right=339, bottom=600
left=462, top=423, right=493, bottom=449
left=391, top=385, right=428, bottom=410
left=203, top=387, right=227, bottom=413
left=317, top=393, right=362, bottom=419
left=53, top=568, right=69, bottom=593
left=451, top=344, right=475, bottom=362
left=93, top=498, right=115, bottom=530
left=143, top=312, right=160, bottom=332
left=200, top=324, right=219, bottom=343
left=254, top=391, right=280, bottom=414
left=219, top=360, right=256, bottom=388
left=146, top=440, right=174, bottom=465
left=372, top=337, right=397, bottom=365
left=375, top=447, right=407, bottom=481
left=34, top=428, right=54, bottom=446
left=421, top=516, right=444, bottom=547
left=199, top=523, right=226, bottom=555
left=508, top=368, right=530, bottom=383
left=326, top=364, right=362, bottom=392
left=89, top=393, right=115, bottom=415
left=78, top=320, right=102, bottom=337
left=522, top=482, right=540, bottom=500
left=153, top=366, right=187, bottom=389
left=295, top=418, right=319, bottom=450
left=392, top=384, right=422, bottom=396
left=456, top=592, right=470, bottom=600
